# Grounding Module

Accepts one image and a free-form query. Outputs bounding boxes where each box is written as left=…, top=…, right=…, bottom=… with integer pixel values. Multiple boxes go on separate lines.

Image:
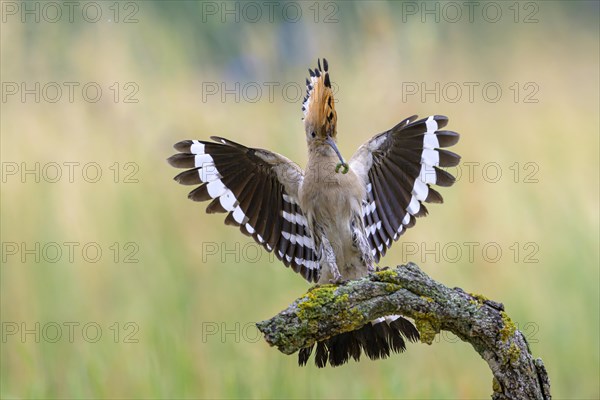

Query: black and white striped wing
left=350, top=115, right=460, bottom=262
left=168, top=137, right=320, bottom=282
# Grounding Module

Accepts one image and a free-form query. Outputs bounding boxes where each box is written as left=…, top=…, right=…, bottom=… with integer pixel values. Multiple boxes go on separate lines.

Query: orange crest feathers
left=302, top=58, right=336, bottom=135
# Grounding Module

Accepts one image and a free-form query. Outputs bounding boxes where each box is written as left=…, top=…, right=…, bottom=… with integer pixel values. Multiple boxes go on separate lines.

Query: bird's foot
left=368, top=265, right=388, bottom=278
left=329, top=277, right=349, bottom=285
left=328, top=270, right=344, bottom=285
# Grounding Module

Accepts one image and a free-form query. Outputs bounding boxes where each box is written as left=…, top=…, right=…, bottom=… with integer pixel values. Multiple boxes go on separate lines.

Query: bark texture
left=256, top=263, right=551, bottom=400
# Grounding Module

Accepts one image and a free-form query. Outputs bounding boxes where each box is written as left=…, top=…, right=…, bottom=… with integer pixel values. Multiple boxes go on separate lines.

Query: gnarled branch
left=256, top=263, right=551, bottom=400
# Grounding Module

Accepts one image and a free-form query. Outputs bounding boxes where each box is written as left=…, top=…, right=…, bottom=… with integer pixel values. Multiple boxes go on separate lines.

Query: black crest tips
left=317, top=58, right=322, bottom=71
left=324, top=73, right=331, bottom=88
left=308, top=68, right=315, bottom=77
left=323, top=58, right=328, bottom=72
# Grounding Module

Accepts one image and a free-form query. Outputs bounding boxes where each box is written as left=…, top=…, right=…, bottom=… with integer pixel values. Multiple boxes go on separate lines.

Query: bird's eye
left=311, top=131, right=316, bottom=138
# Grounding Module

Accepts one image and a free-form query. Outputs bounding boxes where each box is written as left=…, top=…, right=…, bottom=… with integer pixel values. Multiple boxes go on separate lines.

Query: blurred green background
left=1, top=1, right=598, bottom=398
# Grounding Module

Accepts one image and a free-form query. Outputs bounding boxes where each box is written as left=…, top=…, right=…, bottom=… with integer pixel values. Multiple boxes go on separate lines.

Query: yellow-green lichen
left=469, top=292, right=489, bottom=303
left=507, top=342, right=521, bottom=364
left=499, top=311, right=516, bottom=342
left=296, top=285, right=337, bottom=320
left=385, top=283, right=402, bottom=292
left=374, top=268, right=400, bottom=283
left=296, top=285, right=364, bottom=333
left=421, top=296, right=434, bottom=303
left=336, top=307, right=364, bottom=332
left=492, top=376, right=502, bottom=393
left=335, top=293, right=349, bottom=303
left=468, top=297, right=485, bottom=309
left=414, top=312, right=441, bottom=345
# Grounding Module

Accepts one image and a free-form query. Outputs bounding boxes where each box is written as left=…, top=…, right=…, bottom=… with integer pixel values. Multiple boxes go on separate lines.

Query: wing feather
left=350, top=115, right=460, bottom=258
left=168, top=138, right=320, bottom=282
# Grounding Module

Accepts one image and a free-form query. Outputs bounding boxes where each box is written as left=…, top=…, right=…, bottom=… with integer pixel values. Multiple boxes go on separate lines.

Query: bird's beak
left=325, top=135, right=346, bottom=165
left=325, top=135, right=349, bottom=174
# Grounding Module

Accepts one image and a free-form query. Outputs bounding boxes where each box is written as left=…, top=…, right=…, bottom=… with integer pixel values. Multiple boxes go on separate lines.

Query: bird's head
left=302, top=58, right=346, bottom=171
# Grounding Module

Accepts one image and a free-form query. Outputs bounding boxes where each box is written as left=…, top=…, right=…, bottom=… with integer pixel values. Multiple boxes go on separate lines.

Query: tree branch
left=256, top=263, right=551, bottom=400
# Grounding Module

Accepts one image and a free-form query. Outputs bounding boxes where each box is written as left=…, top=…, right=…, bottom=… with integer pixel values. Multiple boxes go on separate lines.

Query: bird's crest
left=302, top=58, right=336, bottom=135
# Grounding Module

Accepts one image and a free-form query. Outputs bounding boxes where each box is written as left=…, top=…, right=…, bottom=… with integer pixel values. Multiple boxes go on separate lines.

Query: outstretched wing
left=168, top=137, right=320, bottom=282
left=349, top=115, right=460, bottom=262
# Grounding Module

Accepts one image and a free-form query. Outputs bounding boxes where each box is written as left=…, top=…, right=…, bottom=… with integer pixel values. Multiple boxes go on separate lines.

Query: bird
left=168, top=58, right=460, bottom=367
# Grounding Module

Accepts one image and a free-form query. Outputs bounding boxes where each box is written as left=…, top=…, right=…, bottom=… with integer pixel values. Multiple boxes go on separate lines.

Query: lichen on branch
left=256, top=263, right=551, bottom=400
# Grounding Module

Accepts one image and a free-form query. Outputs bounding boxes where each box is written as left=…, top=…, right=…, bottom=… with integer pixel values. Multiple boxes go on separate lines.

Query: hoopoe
left=168, top=58, right=460, bottom=367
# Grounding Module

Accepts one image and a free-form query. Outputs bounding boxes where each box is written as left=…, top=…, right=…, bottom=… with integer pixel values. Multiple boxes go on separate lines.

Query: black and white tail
left=298, top=315, right=420, bottom=367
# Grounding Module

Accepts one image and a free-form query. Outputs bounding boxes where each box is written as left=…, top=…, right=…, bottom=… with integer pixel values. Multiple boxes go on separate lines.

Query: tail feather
left=298, top=345, right=313, bottom=366
left=315, top=341, right=328, bottom=368
left=390, top=315, right=420, bottom=342
left=298, top=315, right=419, bottom=367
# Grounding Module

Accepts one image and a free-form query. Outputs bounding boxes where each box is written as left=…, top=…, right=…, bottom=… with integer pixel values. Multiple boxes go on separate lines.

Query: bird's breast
left=299, top=162, right=364, bottom=221
left=299, top=164, right=368, bottom=282
left=299, top=160, right=365, bottom=260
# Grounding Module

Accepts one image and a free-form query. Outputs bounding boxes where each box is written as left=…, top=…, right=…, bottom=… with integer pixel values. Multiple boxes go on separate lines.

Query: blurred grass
left=1, top=1, right=599, bottom=399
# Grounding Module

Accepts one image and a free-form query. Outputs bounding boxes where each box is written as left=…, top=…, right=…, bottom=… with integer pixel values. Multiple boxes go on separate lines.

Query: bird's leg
left=352, top=217, right=375, bottom=273
left=320, top=236, right=342, bottom=283
left=329, top=271, right=343, bottom=284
